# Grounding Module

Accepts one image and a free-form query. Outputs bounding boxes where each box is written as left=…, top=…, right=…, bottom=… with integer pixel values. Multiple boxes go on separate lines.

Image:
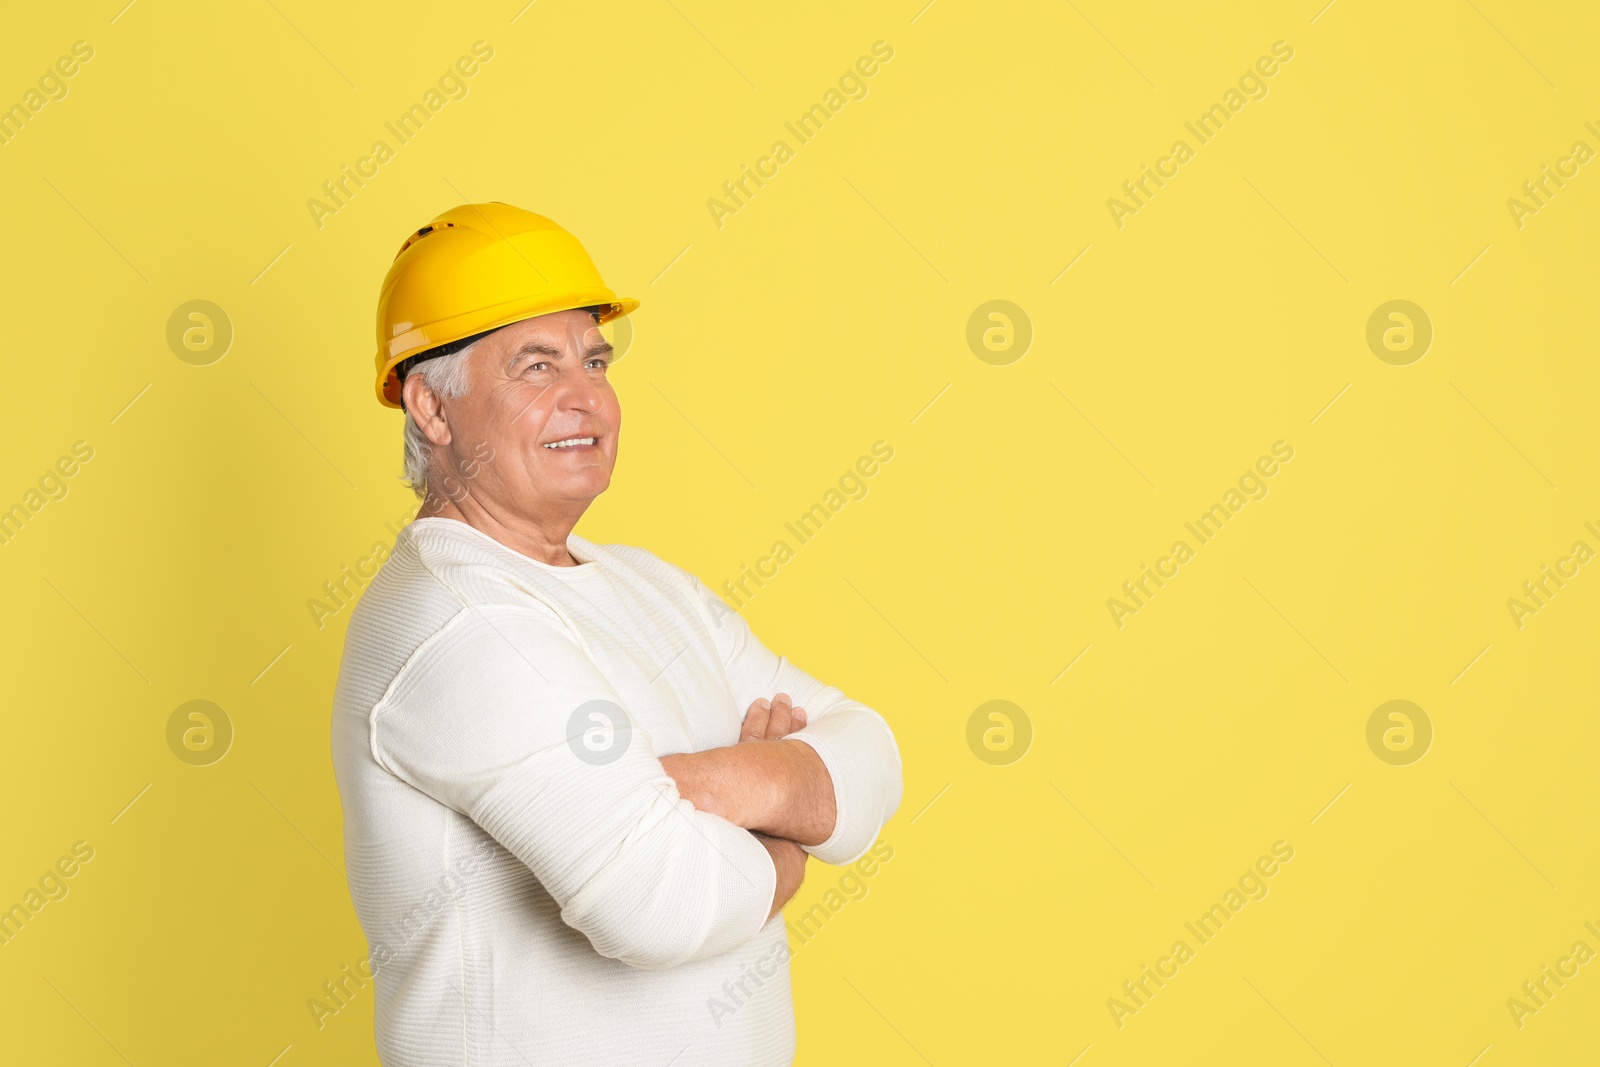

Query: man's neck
left=419, top=494, right=585, bottom=567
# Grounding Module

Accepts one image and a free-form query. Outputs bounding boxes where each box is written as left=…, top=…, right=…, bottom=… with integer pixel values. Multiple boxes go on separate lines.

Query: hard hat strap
left=392, top=325, right=505, bottom=409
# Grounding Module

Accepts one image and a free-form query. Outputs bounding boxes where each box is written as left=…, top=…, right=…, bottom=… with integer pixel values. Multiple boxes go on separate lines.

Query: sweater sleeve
left=678, top=570, right=904, bottom=866
left=369, top=603, right=777, bottom=970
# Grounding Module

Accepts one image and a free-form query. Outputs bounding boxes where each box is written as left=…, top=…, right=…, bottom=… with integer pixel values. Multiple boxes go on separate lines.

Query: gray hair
left=400, top=343, right=478, bottom=500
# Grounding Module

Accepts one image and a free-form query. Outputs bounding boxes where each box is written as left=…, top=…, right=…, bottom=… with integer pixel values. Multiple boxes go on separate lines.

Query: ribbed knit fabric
left=330, top=516, right=903, bottom=1066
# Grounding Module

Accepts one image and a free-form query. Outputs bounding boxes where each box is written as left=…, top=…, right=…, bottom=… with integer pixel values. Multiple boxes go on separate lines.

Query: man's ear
left=402, top=371, right=454, bottom=448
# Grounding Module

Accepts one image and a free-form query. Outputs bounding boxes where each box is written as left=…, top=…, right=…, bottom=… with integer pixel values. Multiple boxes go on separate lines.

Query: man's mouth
left=543, top=436, right=598, bottom=450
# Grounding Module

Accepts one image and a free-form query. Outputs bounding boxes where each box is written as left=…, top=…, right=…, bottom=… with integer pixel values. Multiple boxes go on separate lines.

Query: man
left=331, top=202, right=903, bottom=1066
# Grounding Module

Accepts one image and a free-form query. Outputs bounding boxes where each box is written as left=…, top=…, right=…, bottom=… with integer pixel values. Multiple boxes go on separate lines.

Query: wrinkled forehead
left=485, top=310, right=610, bottom=364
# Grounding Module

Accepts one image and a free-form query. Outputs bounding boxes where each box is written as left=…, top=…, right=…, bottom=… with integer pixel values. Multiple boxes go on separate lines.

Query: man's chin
left=543, top=470, right=612, bottom=499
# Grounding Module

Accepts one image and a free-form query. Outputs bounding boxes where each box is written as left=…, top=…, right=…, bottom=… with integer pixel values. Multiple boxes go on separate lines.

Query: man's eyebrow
left=505, top=339, right=615, bottom=368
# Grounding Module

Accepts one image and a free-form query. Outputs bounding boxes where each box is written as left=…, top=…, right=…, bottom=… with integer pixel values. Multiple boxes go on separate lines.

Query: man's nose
left=555, top=363, right=602, bottom=411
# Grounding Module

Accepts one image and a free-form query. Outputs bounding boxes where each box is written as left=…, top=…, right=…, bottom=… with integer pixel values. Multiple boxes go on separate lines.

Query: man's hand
left=659, top=695, right=837, bottom=846
left=739, top=693, right=807, bottom=742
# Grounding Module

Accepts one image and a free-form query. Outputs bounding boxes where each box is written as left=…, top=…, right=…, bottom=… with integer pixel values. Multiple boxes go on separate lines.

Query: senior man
left=330, top=203, right=903, bottom=1067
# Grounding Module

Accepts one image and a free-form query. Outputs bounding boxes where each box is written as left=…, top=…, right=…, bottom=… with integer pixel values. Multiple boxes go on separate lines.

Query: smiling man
left=330, top=203, right=903, bottom=1067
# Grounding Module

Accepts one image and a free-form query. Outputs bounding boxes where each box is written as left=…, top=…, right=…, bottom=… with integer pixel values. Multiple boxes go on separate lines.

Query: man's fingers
left=741, top=694, right=808, bottom=742
left=765, top=694, right=794, bottom=738
left=740, top=698, right=771, bottom=742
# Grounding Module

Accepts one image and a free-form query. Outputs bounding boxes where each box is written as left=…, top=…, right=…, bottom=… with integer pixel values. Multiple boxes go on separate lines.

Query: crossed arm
left=659, top=693, right=833, bottom=922
left=376, top=588, right=900, bottom=968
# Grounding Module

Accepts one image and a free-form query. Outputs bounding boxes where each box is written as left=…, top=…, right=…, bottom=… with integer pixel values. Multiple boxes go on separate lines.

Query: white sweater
left=330, top=517, right=903, bottom=1066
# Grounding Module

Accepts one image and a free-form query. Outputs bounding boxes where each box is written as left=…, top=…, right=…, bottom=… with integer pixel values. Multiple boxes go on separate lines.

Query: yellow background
left=2, top=0, right=1597, bottom=1063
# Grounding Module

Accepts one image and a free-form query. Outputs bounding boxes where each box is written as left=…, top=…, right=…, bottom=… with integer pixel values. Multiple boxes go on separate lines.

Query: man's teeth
left=544, top=437, right=596, bottom=449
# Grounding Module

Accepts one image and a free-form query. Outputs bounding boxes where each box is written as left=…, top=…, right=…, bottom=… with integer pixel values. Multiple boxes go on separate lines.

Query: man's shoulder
left=335, top=521, right=571, bottom=708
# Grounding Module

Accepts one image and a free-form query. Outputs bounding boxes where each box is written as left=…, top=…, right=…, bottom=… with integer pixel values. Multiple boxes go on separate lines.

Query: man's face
left=427, top=308, right=620, bottom=518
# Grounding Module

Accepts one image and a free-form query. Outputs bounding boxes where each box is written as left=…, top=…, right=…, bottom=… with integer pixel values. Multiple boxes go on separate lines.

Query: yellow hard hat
left=372, top=202, right=638, bottom=409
